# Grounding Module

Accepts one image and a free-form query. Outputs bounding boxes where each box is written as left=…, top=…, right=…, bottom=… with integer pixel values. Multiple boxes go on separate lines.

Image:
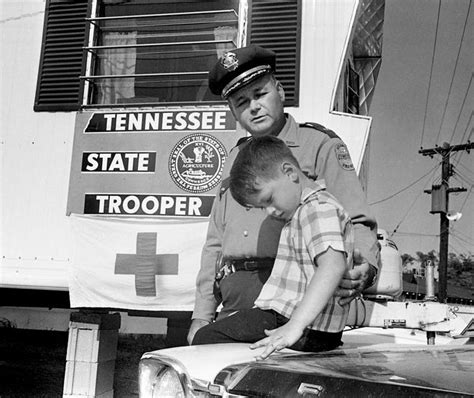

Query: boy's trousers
left=192, top=308, right=343, bottom=352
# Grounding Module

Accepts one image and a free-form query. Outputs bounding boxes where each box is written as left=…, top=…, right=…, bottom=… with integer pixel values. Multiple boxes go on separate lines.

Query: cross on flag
left=115, top=232, right=178, bottom=297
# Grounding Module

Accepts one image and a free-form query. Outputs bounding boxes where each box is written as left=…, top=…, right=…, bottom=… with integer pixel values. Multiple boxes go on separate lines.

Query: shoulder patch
left=300, top=122, right=340, bottom=139
left=219, top=177, right=230, bottom=199
left=335, top=143, right=354, bottom=170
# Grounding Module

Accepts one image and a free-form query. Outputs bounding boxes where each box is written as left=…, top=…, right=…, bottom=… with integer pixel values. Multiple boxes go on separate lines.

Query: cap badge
left=221, top=51, right=238, bottom=71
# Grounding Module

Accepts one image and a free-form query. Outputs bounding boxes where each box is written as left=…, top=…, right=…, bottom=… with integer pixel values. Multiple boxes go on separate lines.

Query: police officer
left=188, top=45, right=379, bottom=344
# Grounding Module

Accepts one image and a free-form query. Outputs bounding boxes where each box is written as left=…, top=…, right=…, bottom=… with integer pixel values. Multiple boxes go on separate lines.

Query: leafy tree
left=401, top=253, right=415, bottom=265
left=415, top=250, right=438, bottom=267
left=460, top=253, right=473, bottom=271
left=448, top=252, right=462, bottom=271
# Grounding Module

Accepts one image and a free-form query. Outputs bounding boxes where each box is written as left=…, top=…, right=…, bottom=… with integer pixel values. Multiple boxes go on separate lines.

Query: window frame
left=33, top=0, right=301, bottom=112
left=345, top=63, right=360, bottom=115
left=80, top=1, right=247, bottom=108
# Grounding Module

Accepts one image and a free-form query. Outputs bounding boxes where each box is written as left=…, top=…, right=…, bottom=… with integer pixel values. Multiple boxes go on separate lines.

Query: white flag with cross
left=68, top=214, right=208, bottom=310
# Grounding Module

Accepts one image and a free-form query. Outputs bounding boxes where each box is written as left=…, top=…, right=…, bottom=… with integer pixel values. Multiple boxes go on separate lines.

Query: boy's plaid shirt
left=255, top=180, right=354, bottom=333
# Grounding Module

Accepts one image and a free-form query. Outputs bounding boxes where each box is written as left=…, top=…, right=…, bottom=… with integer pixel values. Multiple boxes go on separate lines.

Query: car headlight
left=139, top=353, right=230, bottom=398
left=139, top=356, right=190, bottom=398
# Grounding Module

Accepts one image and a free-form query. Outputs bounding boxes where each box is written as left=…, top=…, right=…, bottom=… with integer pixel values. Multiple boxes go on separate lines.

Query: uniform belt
left=223, top=257, right=275, bottom=272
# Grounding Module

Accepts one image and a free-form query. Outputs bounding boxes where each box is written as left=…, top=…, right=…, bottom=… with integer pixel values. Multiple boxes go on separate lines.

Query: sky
left=367, top=0, right=473, bottom=256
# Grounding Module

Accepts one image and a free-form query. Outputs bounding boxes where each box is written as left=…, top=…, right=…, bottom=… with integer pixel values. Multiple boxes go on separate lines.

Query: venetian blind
left=34, top=0, right=89, bottom=111
left=249, top=0, right=301, bottom=107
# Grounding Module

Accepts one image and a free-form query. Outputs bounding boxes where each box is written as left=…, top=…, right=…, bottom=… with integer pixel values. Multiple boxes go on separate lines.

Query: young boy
left=192, top=136, right=354, bottom=360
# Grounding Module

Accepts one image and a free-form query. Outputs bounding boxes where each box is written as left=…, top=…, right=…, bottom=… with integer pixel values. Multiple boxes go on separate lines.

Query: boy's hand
left=250, top=321, right=304, bottom=360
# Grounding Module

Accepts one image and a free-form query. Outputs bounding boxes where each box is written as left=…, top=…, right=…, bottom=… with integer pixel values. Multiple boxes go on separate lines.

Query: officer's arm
left=191, top=189, right=225, bottom=323
left=191, top=146, right=240, bottom=330
left=316, top=139, right=379, bottom=293
left=188, top=194, right=224, bottom=344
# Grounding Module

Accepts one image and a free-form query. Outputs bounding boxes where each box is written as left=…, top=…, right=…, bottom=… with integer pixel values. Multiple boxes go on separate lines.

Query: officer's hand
left=187, top=319, right=211, bottom=345
left=334, top=249, right=373, bottom=305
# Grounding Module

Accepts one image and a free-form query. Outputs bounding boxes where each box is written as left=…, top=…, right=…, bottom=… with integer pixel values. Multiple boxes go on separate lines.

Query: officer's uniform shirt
left=192, top=114, right=379, bottom=322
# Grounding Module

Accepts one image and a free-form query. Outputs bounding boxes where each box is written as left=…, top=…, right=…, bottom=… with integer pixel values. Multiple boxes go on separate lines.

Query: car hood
left=144, top=341, right=474, bottom=396
left=143, top=327, right=465, bottom=383
left=215, top=344, right=474, bottom=396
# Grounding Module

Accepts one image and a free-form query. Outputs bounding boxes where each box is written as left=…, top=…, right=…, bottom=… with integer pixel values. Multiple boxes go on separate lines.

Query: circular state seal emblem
left=169, top=133, right=227, bottom=193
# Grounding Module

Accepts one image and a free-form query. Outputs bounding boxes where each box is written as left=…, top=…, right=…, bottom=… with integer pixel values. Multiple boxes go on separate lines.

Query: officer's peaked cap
left=209, top=45, right=276, bottom=99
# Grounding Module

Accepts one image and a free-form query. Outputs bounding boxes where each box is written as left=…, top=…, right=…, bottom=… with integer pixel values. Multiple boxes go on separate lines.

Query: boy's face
left=228, top=74, right=286, bottom=138
left=248, top=165, right=301, bottom=221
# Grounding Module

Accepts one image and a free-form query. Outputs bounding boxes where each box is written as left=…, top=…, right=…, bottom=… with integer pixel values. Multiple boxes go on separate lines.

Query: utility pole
left=419, top=141, right=472, bottom=302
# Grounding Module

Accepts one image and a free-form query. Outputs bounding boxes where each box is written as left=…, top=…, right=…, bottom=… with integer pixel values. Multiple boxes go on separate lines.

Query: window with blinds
left=83, top=0, right=246, bottom=106
left=34, top=0, right=301, bottom=111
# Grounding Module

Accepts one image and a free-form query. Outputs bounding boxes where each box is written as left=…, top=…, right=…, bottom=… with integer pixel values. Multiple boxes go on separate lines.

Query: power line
left=458, top=186, right=473, bottom=213
left=369, top=163, right=440, bottom=205
left=458, top=124, right=473, bottom=146
left=450, top=233, right=474, bottom=253
left=453, top=148, right=474, bottom=174
left=453, top=234, right=474, bottom=254
left=451, top=117, right=473, bottom=166
left=451, top=233, right=472, bottom=247
left=389, top=191, right=423, bottom=239
left=452, top=170, right=474, bottom=187
left=389, top=166, right=439, bottom=238
left=452, top=226, right=474, bottom=244
left=454, top=122, right=473, bottom=165
left=454, top=160, right=474, bottom=180
left=420, top=0, right=442, bottom=148
left=448, top=242, right=464, bottom=257
left=448, top=74, right=473, bottom=143
left=451, top=162, right=474, bottom=183
left=434, top=0, right=472, bottom=144
left=395, top=231, right=439, bottom=237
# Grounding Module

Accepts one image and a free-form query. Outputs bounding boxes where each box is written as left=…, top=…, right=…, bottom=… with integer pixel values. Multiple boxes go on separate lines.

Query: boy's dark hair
left=229, top=136, right=300, bottom=207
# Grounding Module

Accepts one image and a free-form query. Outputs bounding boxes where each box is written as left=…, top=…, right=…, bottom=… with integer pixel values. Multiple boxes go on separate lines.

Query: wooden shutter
left=34, top=0, right=89, bottom=112
left=249, top=0, right=301, bottom=107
